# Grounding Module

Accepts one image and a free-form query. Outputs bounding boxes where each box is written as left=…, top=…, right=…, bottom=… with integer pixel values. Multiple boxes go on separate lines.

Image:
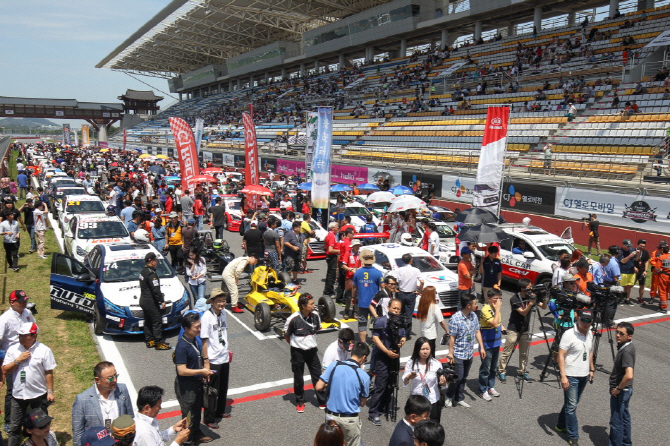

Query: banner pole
left=495, top=106, right=511, bottom=217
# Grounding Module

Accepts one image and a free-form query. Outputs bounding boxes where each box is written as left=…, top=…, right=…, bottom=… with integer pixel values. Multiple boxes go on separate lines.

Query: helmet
left=213, top=239, right=223, bottom=250
left=134, top=228, right=150, bottom=243
left=75, top=179, right=83, bottom=185
left=106, top=205, right=115, bottom=216
left=400, top=233, right=414, bottom=246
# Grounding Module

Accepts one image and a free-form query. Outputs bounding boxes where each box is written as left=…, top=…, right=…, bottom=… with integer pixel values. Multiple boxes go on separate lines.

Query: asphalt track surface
left=56, top=224, right=669, bottom=446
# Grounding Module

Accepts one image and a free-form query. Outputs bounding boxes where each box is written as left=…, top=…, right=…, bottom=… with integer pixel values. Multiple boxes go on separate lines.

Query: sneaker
left=479, top=392, right=492, bottom=402
left=455, top=401, right=471, bottom=408
left=38, top=255, right=47, bottom=259
left=12, top=268, right=19, bottom=272
left=554, top=426, right=567, bottom=433
left=205, top=422, right=219, bottom=429
left=637, top=298, right=644, bottom=304
left=659, top=308, right=668, bottom=314
left=231, top=305, right=244, bottom=313
left=627, top=300, right=634, bottom=306
left=518, top=372, right=533, bottom=382
left=155, top=342, right=171, bottom=350
left=221, top=413, right=231, bottom=419
left=28, top=250, right=34, bottom=254
left=296, top=403, right=305, bottom=413
left=568, top=440, right=579, bottom=446
left=145, top=340, right=156, bottom=348
left=498, top=372, right=507, bottom=384
left=367, top=415, right=382, bottom=426
left=488, top=388, right=501, bottom=397
left=444, top=398, right=453, bottom=408
left=319, top=404, right=327, bottom=410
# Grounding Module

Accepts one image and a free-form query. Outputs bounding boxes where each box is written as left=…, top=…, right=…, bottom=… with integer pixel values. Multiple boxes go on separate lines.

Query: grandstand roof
left=118, top=90, right=164, bottom=101
left=97, top=0, right=390, bottom=78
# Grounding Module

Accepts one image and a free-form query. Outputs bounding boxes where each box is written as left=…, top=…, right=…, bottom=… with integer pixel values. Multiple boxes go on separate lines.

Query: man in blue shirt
left=315, top=342, right=370, bottom=446
left=604, top=247, right=621, bottom=286
left=16, top=171, right=28, bottom=200
left=352, top=249, right=383, bottom=343
left=120, top=200, right=135, bottom=223
left=512, top=240, right=528, bottom=255
left=590, top=255, right=610, bottom=286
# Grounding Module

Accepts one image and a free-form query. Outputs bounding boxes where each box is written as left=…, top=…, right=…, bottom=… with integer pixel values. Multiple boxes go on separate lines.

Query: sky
left=0, top=0, right=174, bottom=128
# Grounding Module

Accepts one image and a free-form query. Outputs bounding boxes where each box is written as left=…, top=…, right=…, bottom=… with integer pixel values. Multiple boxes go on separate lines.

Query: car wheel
left=537, top=276, right=552, bottom=288
left=94, top=306, right=104, bottom=335
left=223, top=219, right=228, bottom=231
left=280, top=271, right=292, bottom=285
left=318, top=295, right=336, bottom=323
left=254, top=302, right=272, bottom=331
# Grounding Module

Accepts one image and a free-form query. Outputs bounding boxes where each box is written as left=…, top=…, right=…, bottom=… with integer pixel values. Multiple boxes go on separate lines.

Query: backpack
left=325, top=361, right=365, bottom=400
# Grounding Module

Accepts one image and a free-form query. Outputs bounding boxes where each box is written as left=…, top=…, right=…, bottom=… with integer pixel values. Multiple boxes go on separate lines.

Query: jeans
left=445, top=357, right=473, bottom=403
left=557, top=375, right=589, bottom=440
left=478, top=346, right=501, bottom=394
left=190, top=282, right=207, bottom=311
left=26, top=225, right=36, bottom=251
left=397, top=291, right=416, bottom=333
left=609, top=388, right=632, bottom=446
left=195, top=215, right=203, bottom=231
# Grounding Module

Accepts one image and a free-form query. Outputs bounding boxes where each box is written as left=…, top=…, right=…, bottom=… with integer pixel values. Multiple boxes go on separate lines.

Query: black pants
left=430, top=401, right=442, bottom=423
left=140, top=298, right=163, bottom=343
left=168, top=244, right=183, bottom=269
left=324, top=255, right=338, bottom=296
left=214, top=225, right=224, bottom=240
left=4, top=373, right=12, bottom=425
left=368, top=355, right=397, bottom=417
left=604, top=297, right=618, bottom=326
left=4, top=241, right=19, bottom=269
left=174, top=378, right=203, bottom=441
left=203, top=362, right=230, bottom=422
left=290, top=347, right=325, bottom=405
left=8, top=393, right=48, bottom=446
left=336, top=264, right=346, bottom=301
left=445, top=357, right=473, bottom=403
left=398, top=291, right=416, bottom=333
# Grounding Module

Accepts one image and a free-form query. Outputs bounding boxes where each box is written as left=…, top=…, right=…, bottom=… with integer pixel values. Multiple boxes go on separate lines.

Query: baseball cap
left=562, top=273, right=577, bottom=283
left=144, top=252, right=157, bottom=262
left=659, top=240, right=668, bottom=247
left=351, top=239, right=362, bottom=247
left=111, top=415, right=135, bottom=441
left=578, top=309, right=593, bottom=321
left=18, top=322, right=39, bottom=335
left=9, top=290, right=29, bottom=303
left=360, top=248, right=375, bottom=265
left=622, top=239, right=633, bottom=247
left=460, top=247, right=473, bottom=255
left=168, top=212, right=178, bottom=218
left=81, top=426, right=116, bottom=446
left=250, top=220, right=258, bottom=227
left=187, top=218, right=195, bottom=225
left=22, top=408, right=53, bottom=430
left=207, top=288, right=228, bottom=304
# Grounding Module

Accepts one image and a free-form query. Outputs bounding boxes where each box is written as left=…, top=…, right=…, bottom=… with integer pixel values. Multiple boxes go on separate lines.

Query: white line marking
left=96, top=334, right=138, bottom=405
left=224, top=309, right=278, bottom=340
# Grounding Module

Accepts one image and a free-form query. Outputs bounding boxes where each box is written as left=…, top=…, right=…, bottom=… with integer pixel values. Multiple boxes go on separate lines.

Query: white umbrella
left=387, top=195, right=427, bottom=212
left=365, top=191, right=396, bottom=204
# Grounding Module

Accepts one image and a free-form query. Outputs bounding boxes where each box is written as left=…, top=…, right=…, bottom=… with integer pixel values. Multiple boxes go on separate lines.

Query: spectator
left=633, top=239, right=649, bottom=304
left=0, top=211, right=21, bottom=272
left=413, top=419, right=445, bottom=446
left=609, top=322, right=635, bottom=446
left=479, top=245, right=502, bottom=298
left=313, top=421, right=345, bottom=446
left=402, top=338, right=446, bottom=422
left=17, top=199, right=36, bottom=254
left=111, top=415, right=136, bottom=446
left=21, top=408, right=58, bottom=446
left=165, top=212, right=184, bottom=271
left=457, top=247, right=475, bottom=303
left=586, top=214, right=601, bottom=255
left=72, top=361, right=134, bottom=446
left=611, top=92, right=620, bottom=109
left=388, top=395, right=431, bottom=446
left=478, top=288, right=504, bottom=401
left=133, top=386, right=190, bottom=446
left=242, top=221, right=264, bottom=259
left=193, top=194, right=205, bottom=231
left=321, top=327, right=355, bottom=372
left=184, top=246, right=208, bottom=311
left=618, top=239, right=638, bottom=305
left=263, top=217, right=283, bottom=272
left=180, top=190, right=194, bottom=223
left=207, top=197, right=225, bottom=240
left=415, top=286, right=448, bottom=356
left=352, top=249, right=383, bottom=342
left=16, top=171, right=27, bottom=200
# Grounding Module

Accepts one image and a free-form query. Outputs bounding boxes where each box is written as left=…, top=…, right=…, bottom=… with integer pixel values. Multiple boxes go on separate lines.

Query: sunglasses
left=102, top=373, right=120, bottom=383
left=615, top=331, right=628, bottom=336
left=580, top=318, right=592, bottom=324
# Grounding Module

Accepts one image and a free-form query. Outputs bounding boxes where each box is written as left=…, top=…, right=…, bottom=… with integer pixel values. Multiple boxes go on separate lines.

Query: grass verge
left=0, top=150, right=100, bottom=445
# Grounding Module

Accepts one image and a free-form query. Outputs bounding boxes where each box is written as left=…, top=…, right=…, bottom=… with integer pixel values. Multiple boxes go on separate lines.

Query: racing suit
left=139, top=265, right=165, bottom=344
left=649, top=248, right=662, bottom=298
left=223, top=256, right=250, bottom=308
left=650, top=251, right=670, bottom=311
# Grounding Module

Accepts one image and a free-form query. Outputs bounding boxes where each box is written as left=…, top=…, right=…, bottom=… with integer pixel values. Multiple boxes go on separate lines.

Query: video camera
left=529, top=282, right=550, bottom=301
left=587, top=282, right=624, bottom=303
left=550, top=287, right=591, bottom=310
left=436, top=360, right=459, bottom=385
left=386, top=313, right=409, bottom=352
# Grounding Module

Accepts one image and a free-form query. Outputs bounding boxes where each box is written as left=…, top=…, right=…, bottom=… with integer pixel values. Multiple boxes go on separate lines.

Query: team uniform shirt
left=479, top=304, right=502, bottom=349
left=481, top=257, right=503, bottom=287
left=559, top=326, right=594, bottom=377
left=402, top=358, right=443, bottom=404
left=5, top=341, right=57, bottom=399
left=284, top=311, right=321, bottom=350
left=370, top=289, right=393, bottom=318
left=343, top=251, right=361, bottom=280
left=427, top=231, right=440, bottom=255
left=321, top=340, right=350, bottom=370
left=320, top=359, right=370, bottom=414
left=395, top=264, right=421, bottom=293
left=448, top=311, right=480, bottom=360
left=324, top=231, right=339, bottom=256
left=134, top=413, right=179, bottom=446
left=0, top=308, right=36, bottom=351
left=457, top=260, right=474, bottom=290
left=223, top=256, right=249, bottom=279
left=200, top=308, right=229, bottom=364
left=338, top=238, right=351, bottom=264
left=552, top=267, right=569, bottom=288
left=419, top=303, right=444, bottom=340
left=352, top=266, right=383, bottom=308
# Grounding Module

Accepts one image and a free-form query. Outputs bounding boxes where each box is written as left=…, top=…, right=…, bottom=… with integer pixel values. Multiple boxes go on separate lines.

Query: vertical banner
left=169, top=117, right=198, bottom=192
left=242, top=112, right=259, bottom=209
left=73, top=128, right=78, bottom=147
left=194, top=118, right=204, bottom=154
left=249, top=103, right=255, bottom=119
left=305, top=112, right=318, bottom=182
left=63, top=124, right=70, bottom=145
left=472, top=106, right=510, bottom=214
left=81, top=125, right=90, bottom=146
left=311, top=107, right=333, bottom=209
left=123, top=129, right=127, bottom=151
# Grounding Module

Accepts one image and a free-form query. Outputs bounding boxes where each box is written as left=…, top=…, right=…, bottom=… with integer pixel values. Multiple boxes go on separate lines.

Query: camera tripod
left=590, top=300, right=616, bottom=374
left=539, top=310, right=573, bottom=384
left=386, top=355, right=401, bottom=422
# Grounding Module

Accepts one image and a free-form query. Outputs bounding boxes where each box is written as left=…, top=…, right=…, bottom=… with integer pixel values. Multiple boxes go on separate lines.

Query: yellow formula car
left=243, top=265, right=339, bottom=332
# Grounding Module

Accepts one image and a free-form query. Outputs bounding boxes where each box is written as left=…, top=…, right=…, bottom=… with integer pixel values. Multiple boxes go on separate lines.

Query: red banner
left=123, top=129, right=127, bottom=151
left=243, top=112, right=259, bottom=209
left=472, top=106, right=510, bottom=213
left=169, top=117, right=198, bottom=192
left=249, top=103, right=254, bottom=119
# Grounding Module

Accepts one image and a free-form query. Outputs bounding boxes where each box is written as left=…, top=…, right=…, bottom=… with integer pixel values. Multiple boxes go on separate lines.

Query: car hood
left=76, top=236, right=132, bottom=252
left=100, top=276, right=185, bottom=306
left=418, top=271, right=458, bottom=289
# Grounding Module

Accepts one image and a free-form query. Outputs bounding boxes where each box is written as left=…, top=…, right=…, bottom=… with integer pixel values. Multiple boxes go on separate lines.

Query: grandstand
left=101, top=0, right=670, bottom=184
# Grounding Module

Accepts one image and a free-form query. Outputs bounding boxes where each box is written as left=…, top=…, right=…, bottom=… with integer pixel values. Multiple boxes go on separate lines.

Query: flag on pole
left=472, top=106, right=510, bottom=214
left=311, top=107, right=333, bottom=209
left=194, top=118, right=204, bottom=154
left=169, top=117, right=199, bottom=192
left=123, top=129, right=127, bottom=151
left=243, top=112, right=259, bottom=209
left=81, top=125, right=90, bottom=147
left=63, top=124, right=70, bottom=145
left=305, top=111, right=318, bottom=183
left=73, top=128, right=78, bottom=147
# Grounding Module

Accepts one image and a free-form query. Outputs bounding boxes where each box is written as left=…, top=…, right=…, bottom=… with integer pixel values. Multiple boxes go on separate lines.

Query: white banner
left=555, top=186, right=670, bottom=233
left=312, top=107, right=333, bottom=209
left=222, top=153, right=234, bottom=167
left=442, top=174, right=477, bottom=203
left=202, top=151, right=213, bottom=163
left=646, top=30, right=670, bottom=47
left=472, top=107, right=510, bottom=213
left=195, top=118, right=204, bottom=154
left=437, top=61, right=467, bottom=78
left=305, top=112, right=318, bottom=182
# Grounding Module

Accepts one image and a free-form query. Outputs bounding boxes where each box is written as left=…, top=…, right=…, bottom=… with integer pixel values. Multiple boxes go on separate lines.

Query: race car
left=492, top=224, right=575, bottom=287
left=58, top=195, right=107, bottom=235
left=294, top=217, right=329, bottom=260
left=412, top=220, right=460, bottom=269
left=64, top=215, right=132, bottom=262
left=329, top=201, right=381, bottom=231
left=51, top=186, right=87, bottom=217
left=221, top=195, right=243, bottom=231
left=50, top=243, right=190, bottom=335
left=366, top=243, right=460, bottom=317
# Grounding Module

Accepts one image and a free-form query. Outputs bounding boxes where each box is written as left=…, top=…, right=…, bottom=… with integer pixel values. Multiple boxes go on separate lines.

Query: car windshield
left=103, top=258, right=174, bottom=282
left=535, top=242, right=575, bottom=261
left=435, top=225, right=456, bottom=239
left=65, top=201, right=106, bottom=213
left=59, top=188, right=85, bottom=195
left=345, top=206, right=372, bottom=217
left=394, top=256, right=444, bottom=272
left=77, top=221, right=129, bottom=239
left=226, top=201, right=241, bottom=211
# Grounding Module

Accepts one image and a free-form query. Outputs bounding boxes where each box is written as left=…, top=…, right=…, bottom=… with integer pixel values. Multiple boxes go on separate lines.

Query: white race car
left=366, top=243, right=460, bottom=317
left=329, top=201, right=381, bottom=231
left=65, top=215, right=132, bottom=262
left=58, top=195, right=107, bottom=236
left=413, top=220, right=460, bottom=269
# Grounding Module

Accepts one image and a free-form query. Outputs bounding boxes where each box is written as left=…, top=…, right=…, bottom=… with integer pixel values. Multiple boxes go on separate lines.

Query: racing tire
left=280, top=271, right=292, bottom=285
left=318, top=295, right=336, bottom=323
left=254, top=302, right=272, bottom=332
left=93, top=306, right=104, bottom=335
left=223, top=219, right=228, bottom=231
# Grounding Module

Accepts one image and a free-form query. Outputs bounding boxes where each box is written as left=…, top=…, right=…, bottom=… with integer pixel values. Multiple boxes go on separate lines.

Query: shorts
left=301, top=242, right=309, bottom=260
left=635, top=272, right=647, bottom=286
left=284, top=256, right=300, bottom=272
left=620, top=273, right=636, bottom=287
left=357, top=307, right=371, bottom=332
left=176, top=204, right=182, bottom=212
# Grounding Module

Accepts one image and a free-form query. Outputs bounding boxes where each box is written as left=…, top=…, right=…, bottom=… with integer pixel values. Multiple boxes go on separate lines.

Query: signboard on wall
left=501, top=181, right=556, bottom=214
left=555, top=187, right=670, bottom=233
left=441, top=174, right=477, bottom=203
left=401, top=172, right=443, bottom=198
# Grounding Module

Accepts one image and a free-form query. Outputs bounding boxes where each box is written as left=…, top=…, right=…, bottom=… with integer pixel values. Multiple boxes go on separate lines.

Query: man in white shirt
left=279, top=194, right=293, bottom=210
left=394, top=253, right=424, bottom=338
left=426, top=223, right=440, bottom=256
left=555, top=309, right=595, bottom=445
left=321, top=327, right=354, bottom=372
left=32, top=199, right=49, bottom=259
left=201, top=289, right=231, bottom=427
left=2, top=322, right=56, bottom=446
left=0, top=290, right=36, bottom=423
left=134, top=386, right=189, bottom=446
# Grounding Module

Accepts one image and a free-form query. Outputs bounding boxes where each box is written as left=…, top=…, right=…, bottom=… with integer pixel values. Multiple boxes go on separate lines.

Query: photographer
left=548, top=274, right=582, bottom=331
left=498, top=279, right=547, bottom=383
left=367, top=299, right=406, bottom=426
left=586, top=214, right=601, bottom=256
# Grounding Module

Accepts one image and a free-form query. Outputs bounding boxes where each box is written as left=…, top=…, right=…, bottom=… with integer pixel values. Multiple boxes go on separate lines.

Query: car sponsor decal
left=79, top=222, right=98, bottom=229
left=50, top=285, right=95, bottom=315
left=90, top=239, right=123, bottom=244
